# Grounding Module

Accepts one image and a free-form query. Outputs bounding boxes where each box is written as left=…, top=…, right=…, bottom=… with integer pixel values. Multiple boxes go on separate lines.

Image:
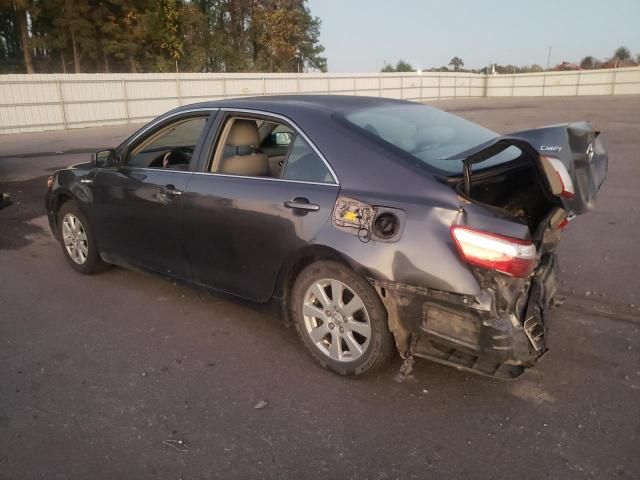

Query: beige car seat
left=219, top=119, right=269, bottom=176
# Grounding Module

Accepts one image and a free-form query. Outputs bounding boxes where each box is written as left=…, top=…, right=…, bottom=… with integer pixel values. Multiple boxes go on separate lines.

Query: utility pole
left=546, top=46, right=552, bottom=71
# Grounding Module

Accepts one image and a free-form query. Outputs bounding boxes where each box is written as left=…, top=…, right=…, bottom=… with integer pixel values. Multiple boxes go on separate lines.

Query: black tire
left=291, top=260, right=395, bottom=376
left=57, top=200, right=109, bottom=274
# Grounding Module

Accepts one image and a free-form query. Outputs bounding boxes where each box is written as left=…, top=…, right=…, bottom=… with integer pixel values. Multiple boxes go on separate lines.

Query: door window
left=210, top=114, right=334, bottom=183
left=126, top=116, right=209, bottom=170
left=281, top=135, right=334, bottom=184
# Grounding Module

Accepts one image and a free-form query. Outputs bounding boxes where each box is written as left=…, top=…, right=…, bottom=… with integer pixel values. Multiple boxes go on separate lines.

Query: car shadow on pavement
left=0, top=175, right=53, bottom=250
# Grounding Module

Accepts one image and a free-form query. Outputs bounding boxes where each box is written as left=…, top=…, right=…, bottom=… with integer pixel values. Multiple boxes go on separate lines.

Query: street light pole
left=546, top=46, right=552, bottom=71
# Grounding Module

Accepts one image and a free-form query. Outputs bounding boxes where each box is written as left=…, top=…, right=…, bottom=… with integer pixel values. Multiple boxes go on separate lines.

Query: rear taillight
left=540, top=155, right=575, bottom=200
left=450, top=226, right=537, bottom=278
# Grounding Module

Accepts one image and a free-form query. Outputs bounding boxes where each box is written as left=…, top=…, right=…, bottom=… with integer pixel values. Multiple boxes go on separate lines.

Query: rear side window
left=281, top=135, right=334, bottom=184
left=342, top=104, right=519, bottom=174
left=282, top=135, right=334, bottom=183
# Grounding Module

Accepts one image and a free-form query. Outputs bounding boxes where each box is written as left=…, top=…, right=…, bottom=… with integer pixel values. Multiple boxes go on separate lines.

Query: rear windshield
left=342, top=104, right=519, bottom=174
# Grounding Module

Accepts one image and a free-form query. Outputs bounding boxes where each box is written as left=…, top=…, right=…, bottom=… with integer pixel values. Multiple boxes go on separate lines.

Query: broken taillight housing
left=450, top=226, right=537, bottom=278
left=540, top=155, right=575, bottom=199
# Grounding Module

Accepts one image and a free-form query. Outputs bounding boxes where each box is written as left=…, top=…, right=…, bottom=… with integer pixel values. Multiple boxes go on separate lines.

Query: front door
left=90, top=111, right=214, bottom=278
left=182, top=111, right=340, bottom=302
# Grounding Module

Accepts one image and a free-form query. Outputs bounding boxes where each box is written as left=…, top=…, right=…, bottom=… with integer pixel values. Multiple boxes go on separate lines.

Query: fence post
left=575, top=71, right=581, bottom=96
left=453, top=76, right=457, bottom=98
left=400, top=76, right=404, bottom=99
left=542, top=72, right=547, bottom=97
left=611, top=68, right=617, bottom=95
left=378, top=74, right=382, bottom=97
left=296, top=75, right=301, bottom=95
left=55, top=79, right=67, bottom=129
left=262, top=75, right=266, bottom=95
left=511, top=74, right=515, bottom=97
left=419, top=75, right=423, bottom=102
left=437, top=75, right=441, bottom=98
left=121, top=79, right=130, bottom=123
left=176, top=75, right=182, bottom=105
left=483, top=73, right=488, bottom=97
left=222, top=75, right=227, bottom=98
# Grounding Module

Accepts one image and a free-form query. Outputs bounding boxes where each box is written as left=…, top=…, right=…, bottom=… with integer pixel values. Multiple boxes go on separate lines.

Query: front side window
left=126, top=116, right=208, bottom=170
left=342, top=104, right=519, bottom=174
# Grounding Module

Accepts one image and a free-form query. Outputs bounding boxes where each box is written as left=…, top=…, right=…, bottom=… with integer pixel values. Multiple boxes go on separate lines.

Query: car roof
left=175, top=95, right=410, bottom=118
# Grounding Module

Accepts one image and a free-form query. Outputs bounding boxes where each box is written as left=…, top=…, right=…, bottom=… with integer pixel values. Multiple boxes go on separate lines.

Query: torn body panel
left=370, top=252, right=558, bottom=379
left=450, top=122, right=608, bottom=218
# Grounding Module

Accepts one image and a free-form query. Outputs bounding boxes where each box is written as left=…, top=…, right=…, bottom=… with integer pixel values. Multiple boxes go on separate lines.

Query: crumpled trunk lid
left=450, top=122, right=608, bottom=216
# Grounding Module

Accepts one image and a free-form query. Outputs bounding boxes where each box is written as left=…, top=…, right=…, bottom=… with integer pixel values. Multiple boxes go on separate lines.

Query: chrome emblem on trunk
left=586, top=142, right=594, bottom=161
left=540, top=145, right=562, bottom=152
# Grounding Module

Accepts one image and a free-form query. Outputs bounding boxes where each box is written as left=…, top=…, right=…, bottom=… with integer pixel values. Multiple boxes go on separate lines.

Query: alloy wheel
left=302, top=279, right=372, bottom=362
left=62, top=213, right=89, bottom=265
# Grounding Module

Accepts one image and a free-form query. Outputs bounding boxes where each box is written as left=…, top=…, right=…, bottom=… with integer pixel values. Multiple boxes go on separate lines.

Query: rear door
left=90, top=110, right=215, bottom=277
left=181, top=110, right=340, bottom=302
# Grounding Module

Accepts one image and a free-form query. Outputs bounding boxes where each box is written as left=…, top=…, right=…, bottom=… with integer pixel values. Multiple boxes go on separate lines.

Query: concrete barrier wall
left=1, top=67, right=638, bottom=134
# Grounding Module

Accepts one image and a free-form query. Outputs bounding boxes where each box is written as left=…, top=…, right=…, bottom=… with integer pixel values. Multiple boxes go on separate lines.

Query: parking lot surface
left=1, top=96, right=639, bottom=480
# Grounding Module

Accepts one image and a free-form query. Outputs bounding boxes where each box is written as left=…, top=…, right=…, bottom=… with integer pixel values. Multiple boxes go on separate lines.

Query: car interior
left=212, top=117, right=294, bottom=178
left=210, top=116, right=334, bottom=183
left=125, top=116, right=208, bottom=170
left=124, top=113, right=333, bottom=183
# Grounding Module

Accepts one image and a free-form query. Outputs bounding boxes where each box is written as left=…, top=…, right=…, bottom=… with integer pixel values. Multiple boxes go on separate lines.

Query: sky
left=306, top=0, right=640, bottom=72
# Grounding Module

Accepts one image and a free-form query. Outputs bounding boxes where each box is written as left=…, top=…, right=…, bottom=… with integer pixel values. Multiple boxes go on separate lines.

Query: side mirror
left=92, top=148, right=117, bottom=168
left=274, top=132, right=293, bottom=146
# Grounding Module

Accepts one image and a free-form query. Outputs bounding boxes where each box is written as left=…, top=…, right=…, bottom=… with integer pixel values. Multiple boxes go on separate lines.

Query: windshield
left=342, top=104, right=520, bottom=174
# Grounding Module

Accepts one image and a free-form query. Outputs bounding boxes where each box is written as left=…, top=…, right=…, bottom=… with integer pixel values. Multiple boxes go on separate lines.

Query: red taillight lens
left=450, top=226, right=537, bottom=278
left=540, top=155, right=575, bottom=200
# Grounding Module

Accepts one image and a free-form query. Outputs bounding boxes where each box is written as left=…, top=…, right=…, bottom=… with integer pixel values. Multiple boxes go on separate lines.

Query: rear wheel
left=57, top=201, right=108, bottom=274
left=291, top=261, right=394, bottom=376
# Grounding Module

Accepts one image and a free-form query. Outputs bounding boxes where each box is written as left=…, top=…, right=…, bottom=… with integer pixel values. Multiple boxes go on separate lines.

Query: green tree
left=448, top=56, right=463, bottom=71
left=613, top=46, right=631, bottom=62
left=0, top=1, right=24, bottom=72
left=381, top=62, right=395, bottom=72
left=39, top=0, right=98, bottom=73
left=0, top=0, right=35, bottom=72
left=579, top=56, right=597, bottom=69
left=395, top=59, right=413, bottom=72
left=0, top=0, right=326, bottom=73
left=253, top=0, right=326, bottom=72
left=380, top=59, right=413, bottom=72
left=139, top=0, right=185, bottom=71
left=100, top=1, right=143, bottom=72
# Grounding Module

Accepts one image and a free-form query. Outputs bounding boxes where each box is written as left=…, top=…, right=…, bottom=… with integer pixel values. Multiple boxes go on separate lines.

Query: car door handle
left=159, top=185, right=183, bottom=196
left=80, top=178, right=93, bottom=184
left=284, top=198, right=320, bottom=212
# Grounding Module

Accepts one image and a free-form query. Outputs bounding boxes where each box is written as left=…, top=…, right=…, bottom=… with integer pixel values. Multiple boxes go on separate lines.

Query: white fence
left=1, top=67, right=639, bottom=134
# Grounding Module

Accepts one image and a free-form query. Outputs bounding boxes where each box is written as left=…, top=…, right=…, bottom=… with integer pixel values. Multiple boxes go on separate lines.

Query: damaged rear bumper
left=370, top=254, right=558, bottom=379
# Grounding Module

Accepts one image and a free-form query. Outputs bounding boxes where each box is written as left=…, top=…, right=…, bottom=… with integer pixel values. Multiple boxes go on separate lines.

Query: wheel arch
left=47, top=189, right=76, bottom=238
left=273, top=244, right=375, bottom=325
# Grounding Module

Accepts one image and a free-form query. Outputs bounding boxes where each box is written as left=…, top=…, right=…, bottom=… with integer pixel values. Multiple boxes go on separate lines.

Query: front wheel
left=57, top=201, right=109, bottom=274
left=291, top=261, right=395, bottom=376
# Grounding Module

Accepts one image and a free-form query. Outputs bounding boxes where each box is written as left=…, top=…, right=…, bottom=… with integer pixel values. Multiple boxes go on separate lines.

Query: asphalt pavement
left=1, top=96, right=638, bottom=480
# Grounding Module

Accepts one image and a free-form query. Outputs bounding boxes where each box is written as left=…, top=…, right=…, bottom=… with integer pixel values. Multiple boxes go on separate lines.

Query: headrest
left=226, top=119, right=260, bottom=147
